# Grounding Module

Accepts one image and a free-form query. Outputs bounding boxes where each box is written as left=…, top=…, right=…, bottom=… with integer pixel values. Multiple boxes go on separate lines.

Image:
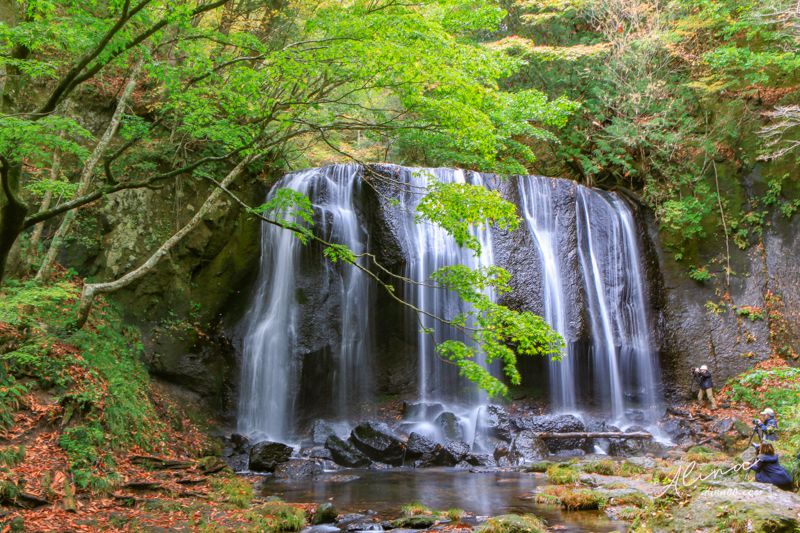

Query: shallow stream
left=261, top=468, right=627, bottom=532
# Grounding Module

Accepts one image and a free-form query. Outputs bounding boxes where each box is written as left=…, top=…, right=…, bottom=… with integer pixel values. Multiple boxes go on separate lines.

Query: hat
left=761, top=408, right=774, bottom=416
left=700, top=365, right=708, bottom=371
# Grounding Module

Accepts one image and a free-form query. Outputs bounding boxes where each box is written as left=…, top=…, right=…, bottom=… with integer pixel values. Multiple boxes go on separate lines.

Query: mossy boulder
left=390, top=516, right=437, bottom=529
left=476, top=514, right=547, bottom=533
left=648, top=481, right=800, bottom=532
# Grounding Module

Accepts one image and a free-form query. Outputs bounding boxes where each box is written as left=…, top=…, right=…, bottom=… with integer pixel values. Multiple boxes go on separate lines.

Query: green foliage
left=401, top=502, right=431, bottom=517
left=0, top=446, right=25, bottom=468
left=526, top=461, right=553, bottom=473
left=735, top=306, right=765, bottom=321
left=559, top=488, right=606, bottom=511
left=499, top=0, right=800, bottom=265
left=0, top=376, right=27, bottom=430
left=255, top=189, right=315, bottom=244
left=323, top=244, right=357, bottom=265
left=546, top=463, right=580, bottom=485
left=0, top=279, right=166, bottom=489
left=580, top=459, right=616, bottom=476
left=430, top=265, right=563, bottom=397
left=688, top=266, right=712, bottom=283
left=476, top=514, right=546, bottom=533
left=445, top=508, right=465, bottom=522
left=617, top=461, right=646, bottom=477
left=416, top=179, right=520, bottom=255
left=251, top=500, right=306, bottom=532
left=210, top=475, right=254, bottom=508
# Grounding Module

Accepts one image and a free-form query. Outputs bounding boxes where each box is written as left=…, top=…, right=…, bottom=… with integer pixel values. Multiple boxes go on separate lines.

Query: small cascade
left=518, top=176, right=576, bottom=412
left=394, top=167, right=496, bottom=406
left=237, top=165, right=371, bottom=441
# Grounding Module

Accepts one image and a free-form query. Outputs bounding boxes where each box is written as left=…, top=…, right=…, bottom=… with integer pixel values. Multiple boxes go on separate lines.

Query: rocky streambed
left=215, top=402, right=800, bottom=531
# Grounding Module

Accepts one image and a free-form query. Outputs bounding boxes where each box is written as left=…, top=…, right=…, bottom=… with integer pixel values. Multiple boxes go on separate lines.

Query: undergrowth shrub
left=0, top=279, right=168, bottom=490
left=559, top=488, right=606, bottom=511
left=252, top=500, right=306, bottom=531
left=546, top=463, right=580, bottom=484
left=211, top=475, right=254, bottom=508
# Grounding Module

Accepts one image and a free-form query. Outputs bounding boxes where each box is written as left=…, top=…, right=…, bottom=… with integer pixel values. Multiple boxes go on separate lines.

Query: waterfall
left=237, top=165, right=371, bottom=441
left=237, top=164, right=662, bottom=441
left=575, top=187, right=661, bottom=423
left=395, top=167, right=496, bottom=405
left=518, top=176, right=576, bottom=412
left=516, top=177, right=661, bottom=423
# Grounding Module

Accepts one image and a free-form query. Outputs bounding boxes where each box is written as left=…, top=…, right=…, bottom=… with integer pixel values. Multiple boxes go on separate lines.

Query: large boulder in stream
left=514, top=414, right=586, bottom=452
left=481, top=404, right=514, bottom=441
left=350, top=422, right=406, bottom=465
left=274, top=459, right=323, bottom=480
left=405, top=432, right=439, bottom=467
left=509, top=430, right=549, bottom=464
left=433, top=440, right=470, bottom=466
left=325, top=435, right=371, bottom=468
left=248, top=441, right=293, bottom=472
left=435, top=412, right=463, bottom=441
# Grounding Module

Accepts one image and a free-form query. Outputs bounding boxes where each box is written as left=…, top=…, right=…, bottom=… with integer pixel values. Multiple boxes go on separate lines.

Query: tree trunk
left=0, top=160, right=28, bottom=283
left=75, top=154, right=254, bottom=328
left=28, top=150, right=62, bottom=255
left=37, top=59, right=143, bottom=281
left=536, top=431, right=653, bottom=440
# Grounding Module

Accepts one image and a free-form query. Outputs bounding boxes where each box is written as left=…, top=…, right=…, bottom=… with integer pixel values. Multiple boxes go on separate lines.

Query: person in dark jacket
left=754, top=407, right=779, bottom=442
left=692, top=365, right=717, bottom=409
left=748, top=443, right=793, bottom=490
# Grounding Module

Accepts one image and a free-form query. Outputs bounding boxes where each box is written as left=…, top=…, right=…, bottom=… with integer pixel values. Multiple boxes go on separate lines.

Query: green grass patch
left=445, top=508, right=465, bottom=522
left=401, top=502, right=432, bottom=516
left=580, top=459, right=617, bottom=475
left=608, top=490, right=650, bottom=508
left=559, top=489, right=607, bottom=511
left=0, top=446, right=25, bottom=467
left=546, top=463, right=580, bottom=484
left=617, top=461, right=647, bottom=476
left=210, top=475, right=254, bottom=508
left=525, top=461, right=552, bottom=473
left=476, top=514, right=546, bottom=533
left=252, top=500, right=306, bottom=532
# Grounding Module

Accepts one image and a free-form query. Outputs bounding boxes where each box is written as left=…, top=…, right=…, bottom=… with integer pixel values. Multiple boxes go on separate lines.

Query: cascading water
left=395, top=167, right=496, bottom=406
left=516, top=177, right=661, bottom=424
left=575, top=188, right=661, bottom=422
left=518, top=176, right=576, bottom=412
left=238, top=163, right=662, bottom=442
left=237, top=165, right=371, bottom=441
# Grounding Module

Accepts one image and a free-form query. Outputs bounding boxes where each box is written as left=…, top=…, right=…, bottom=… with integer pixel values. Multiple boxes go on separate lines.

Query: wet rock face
left=248, top=441, right=293, bottom=472
left=325, top=435, right=371, bottom=468
left=434, top=440, right=470, bottom=466
left=481, top=405, right=513, bottom=442
left=405, top=432, right=438, bottom=467
left=509, top=430, right=549, bottom=464
left=273, top=459, right=323, bottom=480
left=649, top=170, right=800, bottom=402
left=350, top=422, right=407, bottom=466
left=513, top=414, right=586, bottom=452
left=435, top=412, right=464, bottom=441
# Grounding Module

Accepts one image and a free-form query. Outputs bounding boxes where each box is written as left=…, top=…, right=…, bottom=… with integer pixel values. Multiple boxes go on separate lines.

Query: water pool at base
left=261, top=468, right=627, bottom=532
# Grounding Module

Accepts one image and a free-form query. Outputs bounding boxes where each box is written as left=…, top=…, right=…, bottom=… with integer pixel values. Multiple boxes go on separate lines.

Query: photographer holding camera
left=692, top=365, right=717, bottom=410
left=753, top=407, right=779, bottom=443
